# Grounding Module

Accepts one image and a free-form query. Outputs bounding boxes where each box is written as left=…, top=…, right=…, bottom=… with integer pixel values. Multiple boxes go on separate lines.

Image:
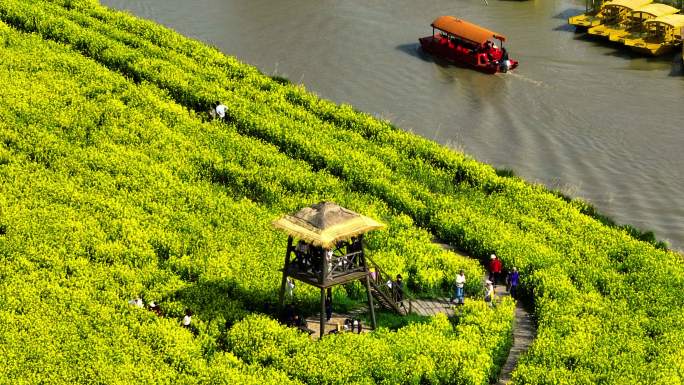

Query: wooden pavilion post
left=359, top=235, right=377, bottom=330
left=319, top=247, right=329, bottom=339
left=364, top=275, right=377, bottom=330
left=278, top=236, right=294, bottom=311
left=319, top=287, right=326, bottom=339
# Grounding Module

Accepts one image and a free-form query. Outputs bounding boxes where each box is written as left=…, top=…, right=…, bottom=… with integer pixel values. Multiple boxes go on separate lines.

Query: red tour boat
left=419, top=16, right=519, bottom=74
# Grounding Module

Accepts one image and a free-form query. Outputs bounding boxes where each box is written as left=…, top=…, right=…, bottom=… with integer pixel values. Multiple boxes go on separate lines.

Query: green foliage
left=360, top=310, right=431, bottom=331
left=1, top=0, right=682, bottom=384
left=228, top=301, right=514, bottom=385
left=0, top=11, right=498, bottom=385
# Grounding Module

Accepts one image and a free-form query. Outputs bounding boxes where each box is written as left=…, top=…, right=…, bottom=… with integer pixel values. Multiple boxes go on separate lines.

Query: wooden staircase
left=366, top=256, right=411, bottom=316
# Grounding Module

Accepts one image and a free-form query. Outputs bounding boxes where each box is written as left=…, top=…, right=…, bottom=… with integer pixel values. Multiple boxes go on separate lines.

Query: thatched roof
left=272, top=202, right=384, bottom=248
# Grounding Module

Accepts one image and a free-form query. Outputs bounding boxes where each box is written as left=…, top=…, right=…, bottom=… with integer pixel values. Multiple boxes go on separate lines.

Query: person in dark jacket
left=395, top=274, right=404, bottom=303
left=506, top=267, right=520, bottom=298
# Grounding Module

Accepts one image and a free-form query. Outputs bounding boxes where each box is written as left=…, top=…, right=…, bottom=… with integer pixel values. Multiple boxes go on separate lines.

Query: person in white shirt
left=454, top=270, right=466, bottom=305
left=148, top=301, right=161, bottom=316
left=128, top=297, right=144, bottom=308
left=285, top=277, right=295, bottom=300
left=484, top=280, right=495, bottom=307
left=215, top=102, right=228, bottom=120
left=183, top=309, right=192, bottom=327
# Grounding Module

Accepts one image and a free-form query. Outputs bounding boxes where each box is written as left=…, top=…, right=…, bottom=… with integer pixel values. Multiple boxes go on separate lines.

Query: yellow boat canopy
left=630, top=3, right=679, bottom=19
left=272, top=202, right=385, bottom=248
left=604, top=0, right=652, bottom=11
left=645, top=14, right=684, bottom=30
left=431, top=16, right=506, bottom=44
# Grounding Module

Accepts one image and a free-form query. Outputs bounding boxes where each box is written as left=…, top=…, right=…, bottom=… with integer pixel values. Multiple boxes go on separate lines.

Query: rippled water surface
left=102, top=0, right=684, bottom=250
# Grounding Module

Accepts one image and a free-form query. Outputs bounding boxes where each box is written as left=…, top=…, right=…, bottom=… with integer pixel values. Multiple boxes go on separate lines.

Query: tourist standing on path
left=454, top=270, right=466, bottom=305
left=484, top=280, right=495, bottom=307
left=507, top=267, right=520, bottom=299
left=489, top=254, right=502, bottom=284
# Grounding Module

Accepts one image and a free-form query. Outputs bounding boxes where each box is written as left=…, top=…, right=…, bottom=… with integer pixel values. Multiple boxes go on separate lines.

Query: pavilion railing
left=329, top=250, right=365, bottom=277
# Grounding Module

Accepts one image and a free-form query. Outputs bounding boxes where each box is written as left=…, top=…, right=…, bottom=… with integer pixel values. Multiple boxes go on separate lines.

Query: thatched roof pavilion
left=274, top=202, right=385, bottom=338
left=272, top=202, right=384, bottom=249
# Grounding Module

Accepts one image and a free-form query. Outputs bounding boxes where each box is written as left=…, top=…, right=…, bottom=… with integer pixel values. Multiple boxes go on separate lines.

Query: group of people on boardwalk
left=454, top=253, right=521, bottom=306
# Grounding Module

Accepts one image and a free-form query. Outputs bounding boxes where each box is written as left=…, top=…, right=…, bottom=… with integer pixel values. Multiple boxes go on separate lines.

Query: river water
left=101, top=0, right=684, bottom=251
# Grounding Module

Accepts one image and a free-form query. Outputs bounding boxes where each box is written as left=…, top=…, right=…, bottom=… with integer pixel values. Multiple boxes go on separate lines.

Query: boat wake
left=506, top=72, right=545, bottom=87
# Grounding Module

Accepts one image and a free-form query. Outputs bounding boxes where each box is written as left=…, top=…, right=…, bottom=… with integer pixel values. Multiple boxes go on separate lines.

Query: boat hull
left=589, top=24, right=627, bottom=39
left=609, top=29, right=632, bottom=42
left=419, top=36, right=518, bottom=74
left=626, top=40, right=678, bottom=55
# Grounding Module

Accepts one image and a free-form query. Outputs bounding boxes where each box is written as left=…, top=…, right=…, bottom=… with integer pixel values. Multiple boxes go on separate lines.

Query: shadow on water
left=395, top=42, right=464, bottom=73
left=667, top=55, right=684, bottom=77
left=572, top=33, right=606, bottom=42
left=603, top=47, right=676, bottom=65
left=554, top=8, right=585, bottom=20
left=395, top=42, right=484, bottom=74
left=396, top=42, right=432, bottom=62
left=553, top=23, right=580, bottom=32
left=551, top=9, right=585, bottom=32
left=570, top=33, right=670, bottom=62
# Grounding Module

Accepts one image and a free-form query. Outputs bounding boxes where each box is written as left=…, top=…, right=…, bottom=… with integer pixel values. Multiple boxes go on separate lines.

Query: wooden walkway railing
left=366, top=256, right=412, bottom=315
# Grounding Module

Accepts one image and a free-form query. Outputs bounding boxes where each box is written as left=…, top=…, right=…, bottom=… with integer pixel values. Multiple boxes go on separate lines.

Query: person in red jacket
left=489, top=254, right=502, bottom=285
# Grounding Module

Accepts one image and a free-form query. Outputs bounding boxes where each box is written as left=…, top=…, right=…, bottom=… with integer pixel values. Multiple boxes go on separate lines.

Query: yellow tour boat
left=609, top=3, right=679, bottom=42
left=569, top=0, right=609, bottom=28
left=587, top=0, right=653, bottom=38
left=625, top=14, right=684, bottom=55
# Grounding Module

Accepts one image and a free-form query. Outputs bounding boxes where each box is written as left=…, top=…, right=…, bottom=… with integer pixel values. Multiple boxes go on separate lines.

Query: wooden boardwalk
left=305, top=297, right=460, bottom=339
left=304, top=313, right=372, bottom=339
left=486, top=280, right=535, bottom=384
left=410, top=297, right=457, bottom=317
left=497, top=298, right=536, bottom=384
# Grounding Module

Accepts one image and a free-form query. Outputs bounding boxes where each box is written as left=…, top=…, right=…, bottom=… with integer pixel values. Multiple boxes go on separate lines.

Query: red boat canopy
left=431, top=16, right=507, bottom=44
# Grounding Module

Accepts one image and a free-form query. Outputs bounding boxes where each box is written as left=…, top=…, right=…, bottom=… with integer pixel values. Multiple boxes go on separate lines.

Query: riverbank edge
left=277, top=73, right=672, bottom=252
